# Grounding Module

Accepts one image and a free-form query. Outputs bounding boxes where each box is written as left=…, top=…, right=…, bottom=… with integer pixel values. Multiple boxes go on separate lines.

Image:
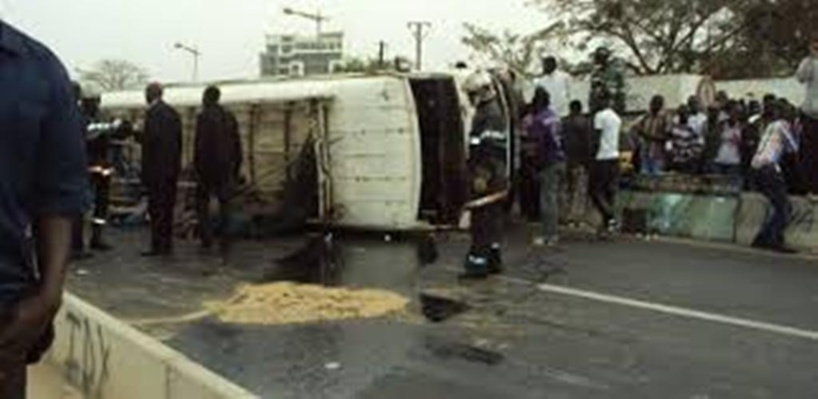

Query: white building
left=260, top=32, right=344, bottom=77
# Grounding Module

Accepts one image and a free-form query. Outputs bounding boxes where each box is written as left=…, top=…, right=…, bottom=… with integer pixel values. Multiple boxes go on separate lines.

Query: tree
left=461, top=22, right=565, bottom=78
left=79, top=59, right=150, bottom=91
left=532, top=0, right=758, bottom=76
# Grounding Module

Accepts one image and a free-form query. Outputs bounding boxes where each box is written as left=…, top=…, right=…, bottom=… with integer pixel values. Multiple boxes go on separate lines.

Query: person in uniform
left=140, top=83, right=182, bottom=257
left=81, top=91, right=115, bottom=252
left=589, top=46, right=627, bottom=115
left=461, top=71, right=508, bottom=279
left=194, top=86, right=242, bottom=258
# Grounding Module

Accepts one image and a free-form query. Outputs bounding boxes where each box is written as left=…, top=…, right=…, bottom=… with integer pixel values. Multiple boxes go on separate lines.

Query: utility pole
left=407, top=21, right=431, bottom=71
left=378, top=41, right=387, bottom=68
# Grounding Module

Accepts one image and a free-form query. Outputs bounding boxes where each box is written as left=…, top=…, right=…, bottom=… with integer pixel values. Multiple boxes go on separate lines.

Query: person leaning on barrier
left=751, top=99, right=799, bottom=254
left=0, top=20, right=90, bottom=398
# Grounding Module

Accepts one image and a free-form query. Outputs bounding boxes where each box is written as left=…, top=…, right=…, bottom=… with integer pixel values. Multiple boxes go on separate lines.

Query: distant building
left=260, top=32, right=344, bottom=77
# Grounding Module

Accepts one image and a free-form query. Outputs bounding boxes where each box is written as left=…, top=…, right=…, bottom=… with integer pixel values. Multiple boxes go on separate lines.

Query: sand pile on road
left=208, top=282, right=409, bottom=325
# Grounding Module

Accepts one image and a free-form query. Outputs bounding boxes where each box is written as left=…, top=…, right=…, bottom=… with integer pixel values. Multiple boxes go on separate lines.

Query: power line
left=407, top=21, right=431, bottom=71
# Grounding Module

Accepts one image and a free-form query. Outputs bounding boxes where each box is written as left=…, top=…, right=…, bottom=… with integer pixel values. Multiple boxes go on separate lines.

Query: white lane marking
left=536, top=283, right=818, bottom=342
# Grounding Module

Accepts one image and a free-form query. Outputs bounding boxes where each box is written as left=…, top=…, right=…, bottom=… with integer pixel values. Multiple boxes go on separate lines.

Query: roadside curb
left=44, top=293, right=257, bottom=399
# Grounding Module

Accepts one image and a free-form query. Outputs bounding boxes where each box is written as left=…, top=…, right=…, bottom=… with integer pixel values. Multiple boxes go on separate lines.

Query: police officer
left=589, top=46, right=627, bottom=115
left=461, top=71, right=508, bottom=279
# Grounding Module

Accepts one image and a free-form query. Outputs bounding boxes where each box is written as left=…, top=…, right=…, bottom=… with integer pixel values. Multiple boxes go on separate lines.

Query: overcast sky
left=1, top=0, right=549, bottom=83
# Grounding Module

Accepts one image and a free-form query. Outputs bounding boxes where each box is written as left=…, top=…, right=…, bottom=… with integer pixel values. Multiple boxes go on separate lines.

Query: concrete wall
left=44, top=294, right=257, bottom=399
left=618, top=190, right=818, bottom=252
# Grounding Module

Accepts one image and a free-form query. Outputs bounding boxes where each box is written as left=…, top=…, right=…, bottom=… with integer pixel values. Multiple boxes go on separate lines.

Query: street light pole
left=283, top=7, right=329, bottom=37
left=174, top=42, right=201, bottom=82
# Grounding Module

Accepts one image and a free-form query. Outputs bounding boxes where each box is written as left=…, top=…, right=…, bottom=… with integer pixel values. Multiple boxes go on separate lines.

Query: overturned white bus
left=102, top=73, right=515, bottom=232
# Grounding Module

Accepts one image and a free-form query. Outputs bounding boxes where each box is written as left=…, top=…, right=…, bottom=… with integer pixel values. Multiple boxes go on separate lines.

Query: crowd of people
left=511, top=41, right=818, bottom=257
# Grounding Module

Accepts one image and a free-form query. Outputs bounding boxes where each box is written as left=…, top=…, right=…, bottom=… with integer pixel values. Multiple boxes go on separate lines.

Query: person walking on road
left=589, top=91, right=622, bottom=237
left=194, top=86, right=242, bottom=258
left=524, top=88, right=565, bottom=247
left=140, top=83, right=182, bottom=257
left=562, top=100, right=592, bottom=226
left=0, top=20, right=89, bottom=399
left=751, top=99, right=799, bottom=253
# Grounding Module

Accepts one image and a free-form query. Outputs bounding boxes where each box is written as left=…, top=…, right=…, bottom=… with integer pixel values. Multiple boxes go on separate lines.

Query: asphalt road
left=68, top=227, right=818, bottom=398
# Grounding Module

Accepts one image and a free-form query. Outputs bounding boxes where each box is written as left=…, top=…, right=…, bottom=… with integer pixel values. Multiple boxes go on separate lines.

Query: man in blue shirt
left=0, top=21, right=89, bottom=397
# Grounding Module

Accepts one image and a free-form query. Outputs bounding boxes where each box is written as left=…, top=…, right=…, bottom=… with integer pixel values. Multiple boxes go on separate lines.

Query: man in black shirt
left=194, top=86, right=242, bottom=257
left=141, top=83, right=182, bottom=256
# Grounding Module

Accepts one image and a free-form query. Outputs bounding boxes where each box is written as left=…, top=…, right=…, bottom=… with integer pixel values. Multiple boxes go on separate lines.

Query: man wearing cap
left=0, top=20, right=89, bottom=397
left=140, top=83, right=182, bottom=257
left=589, top=46, right=626, bottom=115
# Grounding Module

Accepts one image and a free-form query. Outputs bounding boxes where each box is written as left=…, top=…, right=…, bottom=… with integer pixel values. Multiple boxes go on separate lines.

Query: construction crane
left=283, top=7, right=329, bottom=36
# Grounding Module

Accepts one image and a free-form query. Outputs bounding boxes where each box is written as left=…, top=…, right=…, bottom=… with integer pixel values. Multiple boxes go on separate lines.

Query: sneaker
left=546, top=237, right=560, bottom=247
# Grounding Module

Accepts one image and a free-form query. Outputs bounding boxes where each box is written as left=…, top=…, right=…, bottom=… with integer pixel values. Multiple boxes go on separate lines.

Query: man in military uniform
left=589, top=46, right=627, bottom=115
left=461, top=71, right=508, bottom=279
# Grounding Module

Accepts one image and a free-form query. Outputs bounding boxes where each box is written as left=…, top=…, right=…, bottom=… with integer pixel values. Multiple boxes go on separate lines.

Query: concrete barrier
left=618, top=191, right=738, bottom=242
left=44, top=294, right=257, bottom=399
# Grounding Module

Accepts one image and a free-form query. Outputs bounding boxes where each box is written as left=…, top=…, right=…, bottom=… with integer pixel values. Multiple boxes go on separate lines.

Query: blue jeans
left=754, top=166, right=791, bottom=247
left=640, top=154, right=664, bottom=176
left=709, top=163, right=742, bottom=176
left=540, top=162, right=566, bottom=239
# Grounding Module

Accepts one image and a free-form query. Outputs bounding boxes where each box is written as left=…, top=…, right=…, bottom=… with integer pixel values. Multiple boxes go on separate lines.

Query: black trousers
left=589, top=159, right=620, bottom=224
left=147, top=178, right=178, bottom=253
left=754, top=166, right=791, bottom=247
left=195, top=179, right=235, bottom=251
left=801, top=115, right=818, bottom=194
left=517, top=165, right=541, bottom=221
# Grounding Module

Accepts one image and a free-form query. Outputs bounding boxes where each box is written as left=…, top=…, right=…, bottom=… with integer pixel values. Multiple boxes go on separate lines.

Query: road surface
left=63, top=227, right=818, bottom=398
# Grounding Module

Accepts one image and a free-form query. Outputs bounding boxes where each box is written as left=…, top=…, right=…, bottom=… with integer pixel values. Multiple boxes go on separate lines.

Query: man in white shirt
left=797, top=37, right=818, bottom=195
left=535, top=56, right=571, bottom=117
left=590, top=91, right=622, bottom=236
left=687, top=96, right=708, bottom=138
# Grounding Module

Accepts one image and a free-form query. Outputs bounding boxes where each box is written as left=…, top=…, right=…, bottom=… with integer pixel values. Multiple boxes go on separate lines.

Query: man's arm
left=0, top=59, right=88, bottom=360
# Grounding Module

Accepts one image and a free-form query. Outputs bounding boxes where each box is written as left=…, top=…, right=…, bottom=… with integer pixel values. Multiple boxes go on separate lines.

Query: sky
left=0, top=0, right=549, bottom=83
